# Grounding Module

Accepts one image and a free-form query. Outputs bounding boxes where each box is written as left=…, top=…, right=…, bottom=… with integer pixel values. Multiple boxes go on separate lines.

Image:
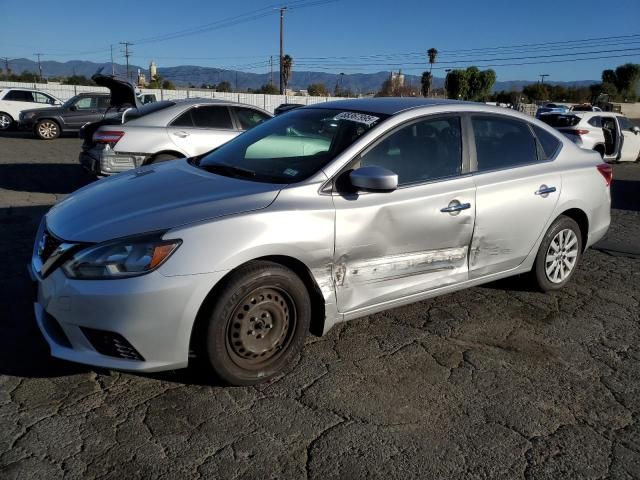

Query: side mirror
left=69, top=105, right=77, bottom=112
left=632, top=126, right=640, bottom=135
left=349, top=165, right=398, bottom=192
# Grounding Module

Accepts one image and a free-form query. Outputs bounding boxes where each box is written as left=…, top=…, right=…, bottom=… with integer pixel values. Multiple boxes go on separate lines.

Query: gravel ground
left=0, top=132, right=639, bottom=479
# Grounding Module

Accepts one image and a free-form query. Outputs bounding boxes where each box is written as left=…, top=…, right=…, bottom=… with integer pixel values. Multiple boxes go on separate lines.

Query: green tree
left=148, top=74, right=162, bottom=89
left=427, top=48, right=438, bottom=95
left=420, top=71, right=432, bottom=97
left=254, top=83, right=279, bottom=94
left=216, top=81, right=232, bottom=92
left=522, top=83, right=549, bottom=101
left=445, top=69, right=469, bottom=100
left=161, top=79, right=175, bottom=90
left=62, top=75, right=95, bottom=86
left=307, top=83, right=329, bottom=96
left=614, top=63, right=640, bottom=100
left=282, top=55, right=293, bottom=92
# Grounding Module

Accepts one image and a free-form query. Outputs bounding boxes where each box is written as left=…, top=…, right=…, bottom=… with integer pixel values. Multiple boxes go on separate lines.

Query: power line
left=120, top=42, right=133, bottom=81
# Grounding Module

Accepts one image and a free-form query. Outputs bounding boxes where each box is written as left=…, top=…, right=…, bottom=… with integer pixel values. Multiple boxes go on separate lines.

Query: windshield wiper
left=200, top=162, right=256, bottom=179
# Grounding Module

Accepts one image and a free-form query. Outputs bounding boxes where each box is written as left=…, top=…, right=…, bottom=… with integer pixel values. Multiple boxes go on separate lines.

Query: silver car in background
left=80, top=98, right=272, bottom=175
left=31, top=98, right=611, bottom=385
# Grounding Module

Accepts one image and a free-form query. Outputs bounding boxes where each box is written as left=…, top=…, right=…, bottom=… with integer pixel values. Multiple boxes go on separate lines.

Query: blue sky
left=2, top=0, right=639, bottom=81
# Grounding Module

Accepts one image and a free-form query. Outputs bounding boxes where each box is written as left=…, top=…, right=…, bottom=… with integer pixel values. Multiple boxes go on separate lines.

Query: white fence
left=0, top=81, right=341, bottom=114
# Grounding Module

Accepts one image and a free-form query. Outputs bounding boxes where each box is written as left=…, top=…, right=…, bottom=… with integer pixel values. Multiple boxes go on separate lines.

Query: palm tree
left=282, top=54, right=293, bottom=93
left=427, top=48, right=438, bottom=96
left=421, top=71, right=432, bottom=97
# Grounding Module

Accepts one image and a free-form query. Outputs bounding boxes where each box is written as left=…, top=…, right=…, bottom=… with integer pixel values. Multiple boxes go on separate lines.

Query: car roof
left=304, top=97, right=472, bottom=116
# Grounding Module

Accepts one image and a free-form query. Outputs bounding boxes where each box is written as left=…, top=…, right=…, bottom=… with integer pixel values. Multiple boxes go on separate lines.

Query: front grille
left=39, top=229, right=62, bottom=263
left=81, top=327, right=145, bottom=361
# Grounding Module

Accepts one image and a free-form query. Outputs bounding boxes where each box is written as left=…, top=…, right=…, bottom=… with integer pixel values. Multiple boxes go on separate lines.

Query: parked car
left=570, top=104, right=602, bottom=112
left=19, top=92, right=114, bottom=139
left=80, top=76, right=272, bottom=175
left=535, top=103, right=570, bottom=118
left=30, top=98, right=611, bottom=385
left=138, top=93, right=157, bottom=105
left=539, top=111, right=640, bottom=161
left=274, top=103, right=304, bottom=115
left=0, top=88, right=62, bottom=130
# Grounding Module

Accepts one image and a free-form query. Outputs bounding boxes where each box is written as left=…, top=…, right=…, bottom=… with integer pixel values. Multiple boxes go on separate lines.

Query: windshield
left=196, top=108, right=388, bottom=183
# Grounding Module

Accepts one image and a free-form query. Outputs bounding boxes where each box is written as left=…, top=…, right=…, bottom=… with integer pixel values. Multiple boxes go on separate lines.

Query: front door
left=64, top=96, right=102, bottom=128
left=333, top=115, right=475, bottom=313
left=469, top=115, right=562, bottom=278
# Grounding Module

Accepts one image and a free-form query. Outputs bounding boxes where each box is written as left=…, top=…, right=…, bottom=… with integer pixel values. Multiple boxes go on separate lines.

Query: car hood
left=46, top=160, right=283, bottom=243
left=92, top=72, right=141, bottom=109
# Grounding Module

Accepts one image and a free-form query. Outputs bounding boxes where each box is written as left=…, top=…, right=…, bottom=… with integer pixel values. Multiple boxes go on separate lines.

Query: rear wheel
left=0, top=112, right=13, bottom=131
left=200, top=261, right=310, bottom=385
left=532, top=216, right=582, bottom=291
left=35, top=119, right=60, bottom=140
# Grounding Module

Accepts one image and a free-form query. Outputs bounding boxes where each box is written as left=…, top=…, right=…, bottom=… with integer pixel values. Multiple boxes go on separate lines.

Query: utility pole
left=279, top=6, right=287, bottom=94
left=1, top=57, right=10, bottom=76
left=269, top=55, right=274, bottom=86
left=34, top=53, right=43, bottom=83
left=120, top=42, right=133, bottom=81
left=539, top=74, right=549, bottom=84
left=110, top=45, right=115, bottom=76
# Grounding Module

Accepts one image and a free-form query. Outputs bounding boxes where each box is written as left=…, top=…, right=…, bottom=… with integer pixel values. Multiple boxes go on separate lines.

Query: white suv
left=0, top=88, right=62, bottom=130
left=539, top=111, right=640, bottom=162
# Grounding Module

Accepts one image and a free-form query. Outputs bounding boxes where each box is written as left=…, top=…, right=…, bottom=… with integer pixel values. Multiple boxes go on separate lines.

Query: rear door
left=617, top=116, right=640, bottom=161
left=167, top=105, right=239, bottom=156
left=469, top=115, right=562, bottom=278
left=2, top=90, right=37, bottom=118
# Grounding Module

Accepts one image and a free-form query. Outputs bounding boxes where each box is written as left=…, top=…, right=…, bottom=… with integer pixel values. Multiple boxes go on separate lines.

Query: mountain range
left=4, top=58, right=599, bottom=93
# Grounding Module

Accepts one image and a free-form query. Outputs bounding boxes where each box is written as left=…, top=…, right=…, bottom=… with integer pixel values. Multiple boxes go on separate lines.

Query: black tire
left=150, top=153, right=181, bottom=163
left=532, top=215, right=583, bottom=292
left=593, top=145, right=605, bottom=158
left=35, top=119, right=60, bottom=140
left=0, top=112, right=13, bottom=131
left=200, top=261, right=310, bottom=385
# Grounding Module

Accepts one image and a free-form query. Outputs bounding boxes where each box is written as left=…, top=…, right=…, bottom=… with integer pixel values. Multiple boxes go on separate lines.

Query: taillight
left=93, top=130, right=124, bottom=144
left=569, top=129, right=590, bottom=135
left=596, top=163, right=613, bottom=186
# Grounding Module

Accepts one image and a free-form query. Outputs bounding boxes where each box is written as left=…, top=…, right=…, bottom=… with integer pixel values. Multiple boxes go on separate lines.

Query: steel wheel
left=36, top=120, right=59, bottom=139
left=544, top=228, right=579, bottom=284
left=225, top=287, right=296, bottom=368
left=0, top=113, right=12, bottom=130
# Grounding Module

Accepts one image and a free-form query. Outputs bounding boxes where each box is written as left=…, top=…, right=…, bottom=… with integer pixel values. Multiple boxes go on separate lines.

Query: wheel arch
left=145, top=150, right=185, bottom=164
left=558, top=207, right=589, bottom=251
left=189, top=255, right=328, bottom=357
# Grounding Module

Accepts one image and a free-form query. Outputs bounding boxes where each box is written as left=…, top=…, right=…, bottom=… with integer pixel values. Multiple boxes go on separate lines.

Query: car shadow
left=0, top=163, right=95, bottom=194
left=611, top=178, right=640, bottom=212
left=0, top=130, right=79, bottom=139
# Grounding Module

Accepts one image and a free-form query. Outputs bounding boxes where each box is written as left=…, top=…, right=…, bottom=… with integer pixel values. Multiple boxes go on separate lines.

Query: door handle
left=173, top=131, right=190, bottom=138
left=440, top=201, right=471, bottom=214
left=535, top=185, right=556, bottom=196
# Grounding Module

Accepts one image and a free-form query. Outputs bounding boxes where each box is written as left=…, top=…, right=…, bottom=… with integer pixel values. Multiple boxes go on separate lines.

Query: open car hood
left=92, top=71, right=142, bottom=109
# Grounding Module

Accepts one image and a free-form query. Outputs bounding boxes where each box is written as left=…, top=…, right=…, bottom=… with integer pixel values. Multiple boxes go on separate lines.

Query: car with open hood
left=30, top=98, right=611, bottom=385
left=19, top=74, right=140, bottom=139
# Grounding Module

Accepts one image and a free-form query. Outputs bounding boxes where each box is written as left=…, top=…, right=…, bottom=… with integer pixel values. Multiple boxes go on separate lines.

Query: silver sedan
left=79, top=98, right=272, bottom=175
left=32, top=98, right=611, bottom=385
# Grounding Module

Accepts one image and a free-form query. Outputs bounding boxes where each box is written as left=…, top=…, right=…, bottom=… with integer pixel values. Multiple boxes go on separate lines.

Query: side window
left=532, top=125, right=561, bottom=160
left=5, top=90, right=35, bottom=102
left=191, top=106, right=233, bottom=129
left=171, top=110, right=194, bottom=127
left=359, top=116, right=462, bottom=186
left=74, top=97, right=96, bottom=110
left=472, top=115, right=538, bottom=171
left=33, top=92, right=54, bottom=104
left=234, top=107, right=270, bottom=130
left=588, top=116, right=602, bottom=128
left=618, top=116, right=634, bottom=131
left=97, top=96, right=112, bottom=109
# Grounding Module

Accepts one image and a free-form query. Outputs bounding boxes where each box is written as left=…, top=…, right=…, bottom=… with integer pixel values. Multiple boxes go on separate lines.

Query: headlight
left=62, top=235, right=181, bottom=279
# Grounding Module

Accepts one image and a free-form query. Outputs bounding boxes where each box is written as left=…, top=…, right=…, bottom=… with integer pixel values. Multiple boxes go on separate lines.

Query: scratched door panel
left=333, top=176, right=476, bottom=313
left=469, top=164, right=561, bottom=278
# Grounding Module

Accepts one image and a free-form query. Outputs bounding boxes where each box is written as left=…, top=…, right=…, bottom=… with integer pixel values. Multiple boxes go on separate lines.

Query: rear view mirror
left=632, top=126, right=640, bottom=135
left=350, top=165, right=398, bottom=192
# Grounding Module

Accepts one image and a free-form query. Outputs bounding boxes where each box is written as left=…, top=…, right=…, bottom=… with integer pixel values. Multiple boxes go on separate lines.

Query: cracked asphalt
left=0, top=132, right=639, bottom=479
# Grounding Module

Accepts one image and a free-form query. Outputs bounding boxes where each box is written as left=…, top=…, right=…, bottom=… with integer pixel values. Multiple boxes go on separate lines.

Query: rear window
left=538, top=114, right=580, bottom=128
left=533, top=125, right=561, bottom=159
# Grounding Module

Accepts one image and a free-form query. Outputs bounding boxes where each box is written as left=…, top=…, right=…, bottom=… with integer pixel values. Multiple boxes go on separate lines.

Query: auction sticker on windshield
left=334, top=112, right=380, bottom=126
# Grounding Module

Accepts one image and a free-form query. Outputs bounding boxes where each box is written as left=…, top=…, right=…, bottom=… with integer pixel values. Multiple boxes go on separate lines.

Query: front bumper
left=79, top=146, right=148, bottom=176
left=29, top=261, right=226, bottom=372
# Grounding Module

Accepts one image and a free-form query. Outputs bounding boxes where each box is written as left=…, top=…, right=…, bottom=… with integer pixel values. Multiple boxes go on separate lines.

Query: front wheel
left=35, top=119, right=60, bottom=140
left=200, top=261, right=310, bottom=385
left=532, top=216, right=583, bottom=291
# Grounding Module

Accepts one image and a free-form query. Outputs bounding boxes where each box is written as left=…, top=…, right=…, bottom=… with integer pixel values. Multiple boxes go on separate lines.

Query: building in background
left=149, top=61, right=158, bottom=80
left=137, top=69, right=146, bottom=87
left=391, top=70, right=405, bottom=87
